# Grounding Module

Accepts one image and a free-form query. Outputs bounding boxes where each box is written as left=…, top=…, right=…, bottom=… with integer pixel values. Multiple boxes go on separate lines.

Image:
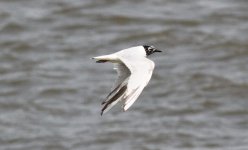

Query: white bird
left=92, top=45, right=161, bottom=115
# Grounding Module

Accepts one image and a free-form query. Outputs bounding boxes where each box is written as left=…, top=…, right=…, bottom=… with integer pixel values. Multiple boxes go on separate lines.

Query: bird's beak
left=155, top=49, right=162, bottom=52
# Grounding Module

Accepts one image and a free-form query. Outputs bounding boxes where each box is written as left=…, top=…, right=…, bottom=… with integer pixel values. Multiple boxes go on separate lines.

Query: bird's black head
left=143, top=45, right=162, bottom=56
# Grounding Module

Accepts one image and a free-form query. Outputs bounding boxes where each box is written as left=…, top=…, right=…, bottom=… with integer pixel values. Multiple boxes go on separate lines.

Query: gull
left=92, top=45, right=161, bottom=115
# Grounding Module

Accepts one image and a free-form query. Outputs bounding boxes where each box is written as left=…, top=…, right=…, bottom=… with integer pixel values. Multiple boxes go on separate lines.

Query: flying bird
left=92, top=45, right=161, bottom=115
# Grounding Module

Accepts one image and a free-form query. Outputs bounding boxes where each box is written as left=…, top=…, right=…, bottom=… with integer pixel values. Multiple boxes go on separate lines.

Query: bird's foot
left=96, top=60, right=108, bottom=63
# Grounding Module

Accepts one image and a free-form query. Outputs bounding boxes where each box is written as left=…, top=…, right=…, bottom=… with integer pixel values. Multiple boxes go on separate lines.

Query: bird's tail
left=92, top=54, right=119, bottom=63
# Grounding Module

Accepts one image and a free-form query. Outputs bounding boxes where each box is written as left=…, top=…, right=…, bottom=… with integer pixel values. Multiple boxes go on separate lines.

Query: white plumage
left=92, top=45, right=161, bottom=115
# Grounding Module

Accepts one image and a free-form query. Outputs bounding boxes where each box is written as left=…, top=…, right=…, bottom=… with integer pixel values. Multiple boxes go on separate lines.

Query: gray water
left=0, top=0, right=248, bottom=150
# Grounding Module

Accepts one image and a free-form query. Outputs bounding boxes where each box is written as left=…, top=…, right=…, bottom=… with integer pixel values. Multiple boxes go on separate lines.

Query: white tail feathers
left=92, top=54, right=119, bottom=63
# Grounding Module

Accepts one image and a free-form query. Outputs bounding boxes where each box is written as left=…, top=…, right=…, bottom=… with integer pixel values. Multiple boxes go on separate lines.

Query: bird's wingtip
left=123, top=105, right=128, bottom=112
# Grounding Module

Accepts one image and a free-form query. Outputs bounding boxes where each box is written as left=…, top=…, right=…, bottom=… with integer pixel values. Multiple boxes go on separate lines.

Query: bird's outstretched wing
left=101, top=63, right=131, bottom=115
left=119, top=57, right=155, bottom=111
left=100, top=57, right=155, bottom=115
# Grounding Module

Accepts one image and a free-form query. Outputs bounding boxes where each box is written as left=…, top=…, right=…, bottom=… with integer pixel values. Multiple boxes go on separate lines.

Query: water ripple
left=0, top=0, right=248, bottom=149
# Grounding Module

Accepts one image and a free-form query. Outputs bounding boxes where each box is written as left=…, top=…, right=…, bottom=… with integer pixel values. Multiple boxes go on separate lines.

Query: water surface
left=0, top=0, right=248, bottom=149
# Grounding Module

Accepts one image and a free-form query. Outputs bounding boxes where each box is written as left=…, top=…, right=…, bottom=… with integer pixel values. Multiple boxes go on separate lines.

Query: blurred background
left=0, top=0, right=248, bottom=150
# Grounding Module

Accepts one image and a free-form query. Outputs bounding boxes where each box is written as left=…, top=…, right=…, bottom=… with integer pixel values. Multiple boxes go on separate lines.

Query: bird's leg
left=96, top=60, right=108, bottom=63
